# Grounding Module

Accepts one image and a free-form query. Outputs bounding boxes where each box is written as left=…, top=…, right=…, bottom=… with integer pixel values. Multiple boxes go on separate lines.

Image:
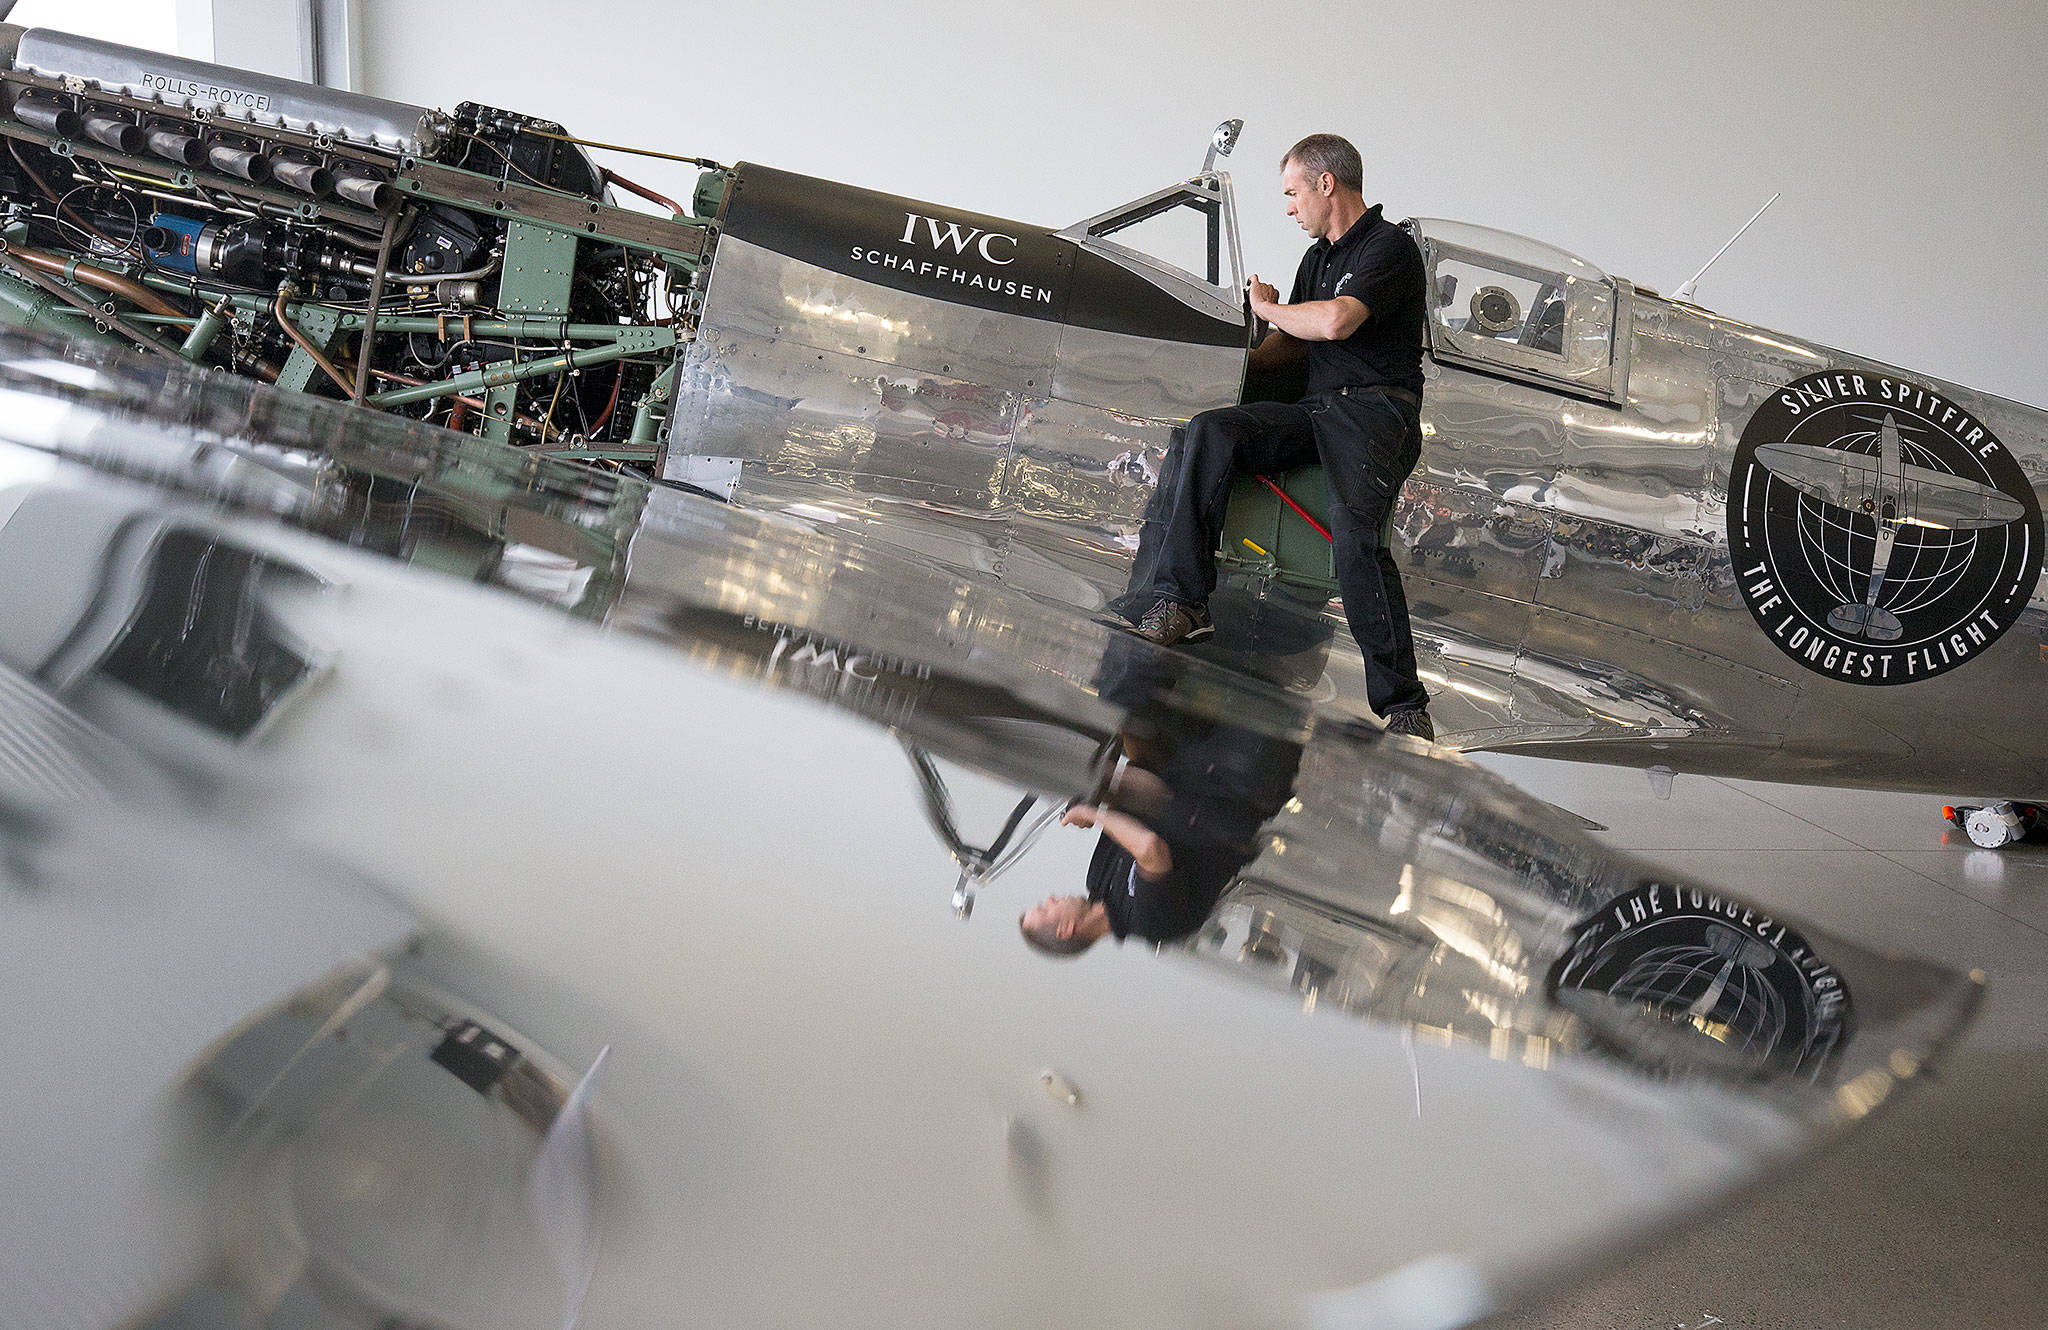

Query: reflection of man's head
left=1020, top=895, right=1104, bottom=958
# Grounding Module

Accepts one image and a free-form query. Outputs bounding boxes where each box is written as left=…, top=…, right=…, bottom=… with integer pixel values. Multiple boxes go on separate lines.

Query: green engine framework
left=0, top=22, right=731, bottom=468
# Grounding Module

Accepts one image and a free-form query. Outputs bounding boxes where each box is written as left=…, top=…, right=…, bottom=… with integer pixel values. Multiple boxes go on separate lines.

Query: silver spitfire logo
left=1727, top=370, right=2041, bottom=685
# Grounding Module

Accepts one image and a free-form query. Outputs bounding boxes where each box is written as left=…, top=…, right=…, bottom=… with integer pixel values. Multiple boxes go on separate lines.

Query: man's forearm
left=1254, top=296, right=1367, bottom=343
left=1095, top=807, right=1173, bottom=877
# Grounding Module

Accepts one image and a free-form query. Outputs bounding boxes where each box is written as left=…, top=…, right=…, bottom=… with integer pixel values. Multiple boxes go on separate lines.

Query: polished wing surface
left=0, top=328, right=1982, bottom=1330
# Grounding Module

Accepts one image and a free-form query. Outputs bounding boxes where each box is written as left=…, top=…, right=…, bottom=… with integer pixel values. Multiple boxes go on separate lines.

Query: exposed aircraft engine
left=0, top=26, right=726, bottom=461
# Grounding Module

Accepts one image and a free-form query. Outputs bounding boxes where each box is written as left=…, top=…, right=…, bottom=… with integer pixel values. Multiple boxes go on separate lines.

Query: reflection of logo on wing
left=1727, top=372, right=2041, bottom=685
left=1548, top=881, right=1851, bottom=1082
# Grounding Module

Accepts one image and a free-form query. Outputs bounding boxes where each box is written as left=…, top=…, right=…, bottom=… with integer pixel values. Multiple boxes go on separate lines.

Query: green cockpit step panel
left=1218, top=465, right=1339, bottom=595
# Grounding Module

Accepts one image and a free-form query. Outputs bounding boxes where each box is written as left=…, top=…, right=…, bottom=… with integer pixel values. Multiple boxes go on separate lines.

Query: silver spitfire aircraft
left=0, top=25, right=2038, bottom=838
left=656, top=132, right=2047, bottom=839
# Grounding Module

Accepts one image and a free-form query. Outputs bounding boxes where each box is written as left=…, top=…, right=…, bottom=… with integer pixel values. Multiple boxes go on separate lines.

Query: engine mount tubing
left=369, top=367, right=545, bottom=430
left=145, top=127, right=208, bottom=167
left=81, top=114, right=147, bottom=155
left=358, top=313, right=647, bottom=340
left=130, top=274, right=666, bottom=361
left=353, top=206, right=403, bottom=402
left=346, top=315, right=653, bottom=339
left=47, top=309, right=195, bottom=326
left=364, top=339, right=647, bottom=409
left=0, top=245, right=183, bottom=359
left=5, top=243, right=182, bottom=317
left=11, top=95, right=79, bottom=139
left=132, top=275, right=651, bottom=343
left=273, top=287, right=355, bottom=396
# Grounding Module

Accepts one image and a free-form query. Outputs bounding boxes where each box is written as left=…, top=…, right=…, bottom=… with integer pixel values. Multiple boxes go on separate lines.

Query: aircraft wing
left=1754, top=440, right=2025, bottom=529
left=1895, top=459, right=2029, bottom=528
left=0, top=328, right=1983, bottom=1330
left=0, top=658, right=419, bottom=1329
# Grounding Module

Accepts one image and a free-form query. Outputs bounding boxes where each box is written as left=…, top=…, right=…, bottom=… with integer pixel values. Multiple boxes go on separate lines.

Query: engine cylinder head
left=333, top=172, right=396, bottom=212
left=81, top=113, right=147, bottom=155
left=206, top=143, right=272, bottom=184
left=270, top=158, right=334, bottom=198
left=145, top=127, right=207, bottom=167
left=11, top=94, right=80, bottom=139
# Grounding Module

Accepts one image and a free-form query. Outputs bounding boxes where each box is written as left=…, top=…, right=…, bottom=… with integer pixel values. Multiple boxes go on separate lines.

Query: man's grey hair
left=1020, top=914, right=1093, bottom=958
left=1281, top=134, right=1363, bottom=195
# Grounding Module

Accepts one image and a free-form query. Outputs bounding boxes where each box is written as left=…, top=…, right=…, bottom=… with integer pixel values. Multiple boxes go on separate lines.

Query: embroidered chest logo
left=1726, top=370, right=2041, bottom=685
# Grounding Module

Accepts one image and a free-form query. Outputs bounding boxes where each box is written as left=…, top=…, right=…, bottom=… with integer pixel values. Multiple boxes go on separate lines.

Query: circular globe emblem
left=1727, top=370, right=2041, bottom=685
left=1549, top=882, right=1850, bottom=1081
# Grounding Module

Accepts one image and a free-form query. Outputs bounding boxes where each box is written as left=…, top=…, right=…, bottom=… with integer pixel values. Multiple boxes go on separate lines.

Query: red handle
left=1254, top=474, right=1333, bottom=543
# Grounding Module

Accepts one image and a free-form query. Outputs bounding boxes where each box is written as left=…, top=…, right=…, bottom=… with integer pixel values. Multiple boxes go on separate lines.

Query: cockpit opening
left=1060, top=173, right=1247, bottom=327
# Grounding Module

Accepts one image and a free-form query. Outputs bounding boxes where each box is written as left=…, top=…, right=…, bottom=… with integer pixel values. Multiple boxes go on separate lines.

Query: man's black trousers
left=1122, top=390, right=1430, bottom=717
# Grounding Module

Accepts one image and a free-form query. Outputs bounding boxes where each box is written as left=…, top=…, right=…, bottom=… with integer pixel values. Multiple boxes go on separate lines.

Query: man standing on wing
left=1127, top=133, right=1434, bottom=741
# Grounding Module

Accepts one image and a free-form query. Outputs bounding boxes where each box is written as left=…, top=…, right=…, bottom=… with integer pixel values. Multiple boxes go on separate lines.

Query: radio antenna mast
left=1673, top=192, right=1779, bottom=305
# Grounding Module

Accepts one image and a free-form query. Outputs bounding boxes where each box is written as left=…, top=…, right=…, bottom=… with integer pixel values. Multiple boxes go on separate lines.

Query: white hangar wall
left=241, top=1, right=2045, bottom=408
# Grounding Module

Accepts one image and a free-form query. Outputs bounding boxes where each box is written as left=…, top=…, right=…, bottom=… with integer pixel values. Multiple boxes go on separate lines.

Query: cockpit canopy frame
left=1059, top=171, right=1247, bottom=328
left=1411, top=219, right=1632, bottom=404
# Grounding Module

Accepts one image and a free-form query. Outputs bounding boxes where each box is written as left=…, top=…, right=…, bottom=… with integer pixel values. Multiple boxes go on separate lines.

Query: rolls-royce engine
left=0, top=25, right=725, bottom=465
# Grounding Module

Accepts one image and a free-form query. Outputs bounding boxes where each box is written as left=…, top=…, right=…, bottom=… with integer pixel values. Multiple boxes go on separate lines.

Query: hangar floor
left=1466, top=754, right=2048, bottom=1330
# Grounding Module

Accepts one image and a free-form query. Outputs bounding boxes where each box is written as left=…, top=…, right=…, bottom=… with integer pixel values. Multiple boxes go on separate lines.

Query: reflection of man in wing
left=1755, top=412, right=2024, bottom=641
left=1017, top=796, right=1179, bottom=955
left=1020, top=643, right=1304, bottom=955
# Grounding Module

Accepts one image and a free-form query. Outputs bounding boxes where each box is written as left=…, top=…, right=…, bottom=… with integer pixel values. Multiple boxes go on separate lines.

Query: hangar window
left=1413, top=220, right=1630, bottom=402
left=1059, top=173, right=1246, bottom=326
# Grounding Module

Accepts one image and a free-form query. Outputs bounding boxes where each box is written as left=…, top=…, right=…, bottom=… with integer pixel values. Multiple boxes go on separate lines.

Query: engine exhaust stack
left=333, top=172, right=396, bottom=212
left=206, top=143, right=271, bottom=184
left=11, top=93, right=79, bottom=138
left=145, top=127, right=207, bottom=167
left=270, top=158, right=334, bottom=199
left=81, top=113, right=146, bottom=155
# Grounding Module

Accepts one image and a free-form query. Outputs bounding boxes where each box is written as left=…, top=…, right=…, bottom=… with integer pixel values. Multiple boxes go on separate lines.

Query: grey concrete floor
left=1465, top=754, right=2048, bottom=1330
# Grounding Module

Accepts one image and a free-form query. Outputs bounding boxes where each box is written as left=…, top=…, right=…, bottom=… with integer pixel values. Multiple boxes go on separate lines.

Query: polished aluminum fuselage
left=659, top=174, right=2047, bottom=798
left=1415, top=293, right=2044, bottom=796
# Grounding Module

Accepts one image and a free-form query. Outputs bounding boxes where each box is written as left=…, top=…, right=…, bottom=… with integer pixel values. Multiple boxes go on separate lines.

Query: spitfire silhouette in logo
left=1728, top=371, right=2042, bottom=685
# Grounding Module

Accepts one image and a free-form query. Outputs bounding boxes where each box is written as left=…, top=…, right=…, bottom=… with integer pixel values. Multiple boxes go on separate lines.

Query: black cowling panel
left=721, top=163, right=1246, bottom=350
left=1063, top=247, right=1246, bottom=349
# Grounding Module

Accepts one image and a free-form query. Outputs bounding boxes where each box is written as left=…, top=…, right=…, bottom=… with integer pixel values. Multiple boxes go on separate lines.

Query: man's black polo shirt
left=1084, top=834, right=1225, bottom=944
left=1288, top=204, right=1426, bottom=398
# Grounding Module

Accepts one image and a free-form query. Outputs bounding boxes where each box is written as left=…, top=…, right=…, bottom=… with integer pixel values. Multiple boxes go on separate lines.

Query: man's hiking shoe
left=1131, top=598, right=1215, bottom=647
left=1383, top=707, right=1436, bottom=742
